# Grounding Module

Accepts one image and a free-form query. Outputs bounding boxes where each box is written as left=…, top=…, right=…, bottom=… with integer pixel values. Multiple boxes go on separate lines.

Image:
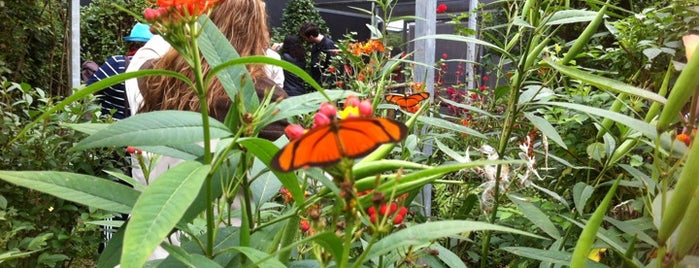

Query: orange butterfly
left=385, top=92, right=430, bottom=110
left=270, top=118, right=408, bottom=172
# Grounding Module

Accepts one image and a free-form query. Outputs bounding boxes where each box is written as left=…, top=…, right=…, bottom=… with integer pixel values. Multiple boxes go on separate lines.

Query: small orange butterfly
left=385, top=92, right=430, bottom=110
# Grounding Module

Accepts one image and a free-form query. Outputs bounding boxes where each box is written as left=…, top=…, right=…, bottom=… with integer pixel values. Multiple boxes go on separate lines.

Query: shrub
left=0, top=77, right=126, bottom=266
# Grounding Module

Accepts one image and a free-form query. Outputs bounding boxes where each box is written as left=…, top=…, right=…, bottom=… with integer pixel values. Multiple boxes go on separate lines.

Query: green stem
left=188, top=23, right=215, bottom=257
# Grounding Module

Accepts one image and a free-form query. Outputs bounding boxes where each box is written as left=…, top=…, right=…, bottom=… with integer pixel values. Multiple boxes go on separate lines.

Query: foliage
left=0, top=0, right=70, bottom=97
left=0, top=77, right=126, bottom=266
left=271, top=0, right=330, bottom=43
left=3, top=0, right=699, bottom=267
left=80, top=0, right=149, bottom=65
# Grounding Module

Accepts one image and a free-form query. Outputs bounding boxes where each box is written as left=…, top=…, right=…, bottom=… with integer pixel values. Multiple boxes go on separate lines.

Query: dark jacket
left=281, top=52, right=307, bottom=96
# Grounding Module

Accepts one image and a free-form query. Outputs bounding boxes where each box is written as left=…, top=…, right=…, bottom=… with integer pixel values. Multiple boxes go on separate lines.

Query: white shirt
left=265, top=48, right=285, bottom=89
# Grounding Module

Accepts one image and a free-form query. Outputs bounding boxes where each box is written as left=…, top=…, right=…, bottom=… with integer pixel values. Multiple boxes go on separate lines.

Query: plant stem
left=189, top=25, right=215, bottom=257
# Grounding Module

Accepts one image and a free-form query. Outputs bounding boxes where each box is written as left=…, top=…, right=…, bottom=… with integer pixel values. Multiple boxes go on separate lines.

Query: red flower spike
left=336, top=81, right=344, bottom=88
left=378, top=203, right=388, bottom=215
left=442, top=53, right=448, bottom=59
left=370, top=213, right=378, bottom=223
left=327, top=66, right=336, bottom=73
left=392, top=214, right=404, bottom=224
left=300, top=220, right=310, bottom=233
left=368, top=206, right=376, bottom=215
left=480, top=85, right=487, bottom=91
left=397, top=206, right=408, bottom=217
left=284, top=124, right=306, bottom=140
left=437, top=3, right=448, bottom=13
left=482, top=75, right=489, bottom=82
left=126, top=146, right=136, bottom=154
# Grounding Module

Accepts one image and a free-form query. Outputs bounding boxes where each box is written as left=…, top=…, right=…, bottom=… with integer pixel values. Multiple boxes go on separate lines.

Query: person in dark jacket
left=280, top=35, right=308, bottom=96
left=299, top=22, right=338, bottom=86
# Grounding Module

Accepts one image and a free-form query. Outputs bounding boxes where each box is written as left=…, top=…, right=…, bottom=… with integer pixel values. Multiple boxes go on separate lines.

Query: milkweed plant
left=1, top=0, right=699, bottom=267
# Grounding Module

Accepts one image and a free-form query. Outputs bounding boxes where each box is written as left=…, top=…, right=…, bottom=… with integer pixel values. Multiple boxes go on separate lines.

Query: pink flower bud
left=313, top=112, right=331, bottom=128
left=344, top=95, right=360, bottom=108
left=318, top=102, right=337, bottom=118
left=284, top=124, right=306, bottom=140
left=358, top=100, right=373, bottom=117
left=144, top=8, right=160, bottom=21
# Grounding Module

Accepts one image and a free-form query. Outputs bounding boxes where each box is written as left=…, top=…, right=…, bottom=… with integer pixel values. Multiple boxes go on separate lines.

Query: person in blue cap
left=86, top=22, right=153, bottom=120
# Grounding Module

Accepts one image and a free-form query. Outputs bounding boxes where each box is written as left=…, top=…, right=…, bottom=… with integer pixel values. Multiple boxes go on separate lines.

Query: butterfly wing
left=335, top=118, right=408, bottom=158
left=271, top=126, right=342, bottom=172
left=270, top=118, right=408, bottom=172
left=385, top=92, right=430, bottom=109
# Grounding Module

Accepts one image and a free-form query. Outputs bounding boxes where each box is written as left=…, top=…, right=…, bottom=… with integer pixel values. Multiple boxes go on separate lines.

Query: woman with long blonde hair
left=137, top=0, right=286, bottom=130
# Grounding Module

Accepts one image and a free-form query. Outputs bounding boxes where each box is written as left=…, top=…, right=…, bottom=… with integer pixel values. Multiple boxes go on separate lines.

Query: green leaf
left=573, top=182, right=595, bottom=216
left=417, top=115, right=486, bottom=139
left=233, top=247, right=286, bottom=268
left=364, top=220, right=543, bottom=261
left=540, top=101, right=685, bottom=156
left=545, top=59, right=666, bottom=104
left=71, top=111, right=231, bottom=151
left=0, top=171, right=138, bottom=214
left=545, top=10, right=600, bottom=25
left=64, top=122, right=110, bottom=135
left=431, top=244, right=467, bottom=268
left=121, top=161, right=210, bottom=268
left=271, top=90, right=351, bottom=122
left=586, top=142, right=606, bottom=162
left=198, top=15, right=258, bottom=112
left=501, top=247, right=608, bottom=268
left=524, top=112, right=567, bottom=149
left=160, top=243, right=224, bottom=268
left=571, top=177, right=620, bottom=268
left=508, top=194, right=561, bottom=239
left=238, top=138, right=304, bottom=206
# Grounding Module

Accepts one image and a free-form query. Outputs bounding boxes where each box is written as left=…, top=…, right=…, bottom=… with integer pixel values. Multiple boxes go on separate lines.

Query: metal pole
left=466, top=0, right=479, bottom=90
left=414, top=0, right=436, bottom=218
left=71, top=0, right=80, bottom=89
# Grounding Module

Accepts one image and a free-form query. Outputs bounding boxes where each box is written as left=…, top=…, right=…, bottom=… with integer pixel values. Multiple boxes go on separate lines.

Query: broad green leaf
left=545, top=10, right=599, bottom=25
left=72, top=111, right=231, bottom=151
left=13, top=69, right=189, bottom=142
left=233, top=247, right=286, bottom=268
left=137, top=144, right=205, bottom=161
left=501, top=247, right=608, bottom=268
left=160, top=243, right=224, bottom=268
left=431, top=244, right=467, bottom=268
left=306, top=232, right=344, bottom=266
left=121, top=161, right=210, bottom=268
left=104, top=169, right=146, bottom=192
left=352, top=159, right=430, bottom=180
left=271, top=90, right=352, bottom=122
left=524, top=112, right=567, bottom=149
left=573, top=182, right=595, bottom=216
left=64, top=122, right=110, bottom=135
left=508, top=195, right=561, bottom=239
left=417, top=115, right=486, bottom=139
left=435, top=139, right=469, bottom=163
left=586, top=142, right=606, bottom=162
left=0, top=249, right=42, bottom=262
left=0, top=171, right=138, bottom=214
left=364, top=220, right=543, bottom=260
left=198, top=15, right=258, bottom=112
left=238, top=137, right=304, bottom=206
left=545, top=60, right=666, bottom=104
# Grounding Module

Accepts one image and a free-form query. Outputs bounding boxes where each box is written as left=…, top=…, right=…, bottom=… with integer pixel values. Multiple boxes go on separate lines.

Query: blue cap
left=123, top=23, right=154, bottom=43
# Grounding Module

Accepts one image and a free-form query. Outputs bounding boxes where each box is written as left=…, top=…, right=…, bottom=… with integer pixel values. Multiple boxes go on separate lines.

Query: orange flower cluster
left=347, top=39, right=386, bottom=56
left=144, top=0, right=221, bottom=24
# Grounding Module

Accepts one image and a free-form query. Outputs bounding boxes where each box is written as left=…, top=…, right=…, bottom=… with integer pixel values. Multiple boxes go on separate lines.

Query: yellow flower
left=338, top=106, right=359, bottom=119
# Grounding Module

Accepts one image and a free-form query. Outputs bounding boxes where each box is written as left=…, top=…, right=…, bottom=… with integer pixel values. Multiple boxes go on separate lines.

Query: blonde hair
left=139, top=0, right=271, bottom=120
